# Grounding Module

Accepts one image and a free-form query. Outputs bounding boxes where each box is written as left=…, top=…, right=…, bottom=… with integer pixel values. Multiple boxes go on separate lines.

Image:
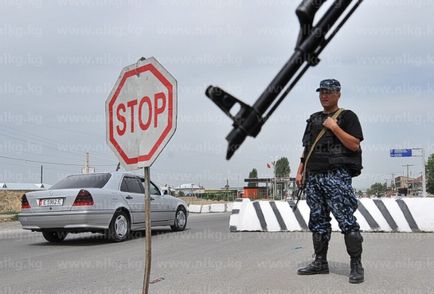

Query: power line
left=0, top=154, right=114, bottom=167
left=0, top=126, right=114, bottom=162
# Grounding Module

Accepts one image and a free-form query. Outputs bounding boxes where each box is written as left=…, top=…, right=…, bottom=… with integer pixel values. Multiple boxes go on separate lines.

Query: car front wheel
left=107, top=210, right=130, bottom=242
left=42, top=231, right=68, bottom=243
left=171, top=207, right=187, bottom=232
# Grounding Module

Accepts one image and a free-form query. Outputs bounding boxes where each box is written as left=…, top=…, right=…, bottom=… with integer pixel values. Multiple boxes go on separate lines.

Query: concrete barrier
left=229, top=199, right=243, bottom=231
left=210, top=203, right=226, bottom=213
left=188, top=205, right=202, bottom=213
left=201, top=204, right=210, bottom=213
left=187, top=202, right=234, bottom=214
left=229, top=197, right=434, bottom=233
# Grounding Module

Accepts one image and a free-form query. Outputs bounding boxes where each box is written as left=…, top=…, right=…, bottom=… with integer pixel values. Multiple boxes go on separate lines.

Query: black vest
left=303, top=111, right=362, bottom=177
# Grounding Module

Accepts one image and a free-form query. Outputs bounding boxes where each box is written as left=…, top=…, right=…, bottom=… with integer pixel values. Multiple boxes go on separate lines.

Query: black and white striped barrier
left=229, top=198, right=434, bottom=232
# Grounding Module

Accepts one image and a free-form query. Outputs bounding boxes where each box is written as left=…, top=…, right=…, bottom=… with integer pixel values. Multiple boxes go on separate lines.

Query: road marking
left=149, top=277, right=165, bottom=284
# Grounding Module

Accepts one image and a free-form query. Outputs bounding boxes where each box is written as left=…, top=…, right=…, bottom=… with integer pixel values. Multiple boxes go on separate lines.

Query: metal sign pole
left=142, top=166, right=152, bottom=294
left=105, top=57, right=176, bottom=294
left=414, top=148, right=427, bottom=197
left=422, top=148, right=427, bottom=197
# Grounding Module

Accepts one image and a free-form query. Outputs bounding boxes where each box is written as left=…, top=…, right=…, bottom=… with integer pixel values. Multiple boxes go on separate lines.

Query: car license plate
left=39, top=198, right=64, bottom=206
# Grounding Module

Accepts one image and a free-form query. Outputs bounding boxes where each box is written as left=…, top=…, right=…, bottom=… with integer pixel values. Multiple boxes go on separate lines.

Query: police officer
left=295, top=79, right=364, bottom=284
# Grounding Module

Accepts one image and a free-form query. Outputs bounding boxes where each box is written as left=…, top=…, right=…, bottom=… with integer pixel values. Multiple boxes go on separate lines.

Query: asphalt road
left=1, top=213, right=434, bottom=294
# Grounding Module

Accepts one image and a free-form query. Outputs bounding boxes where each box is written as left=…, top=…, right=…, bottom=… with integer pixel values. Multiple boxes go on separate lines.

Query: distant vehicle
left=19, top=172, right=188, bottom=243
left=160, top=186, right=176, bottom=196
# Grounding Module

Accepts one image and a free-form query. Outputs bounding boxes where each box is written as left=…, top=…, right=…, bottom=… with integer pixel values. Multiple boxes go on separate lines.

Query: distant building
left=243, top=177, right=295, bottom=200
left=408, top=175, right=423, bottom=196
left=394, top=176, right=410, bottom=189
left=175, top=183, right=205, bottom=196
left=393, top=175, right=423, bottom=196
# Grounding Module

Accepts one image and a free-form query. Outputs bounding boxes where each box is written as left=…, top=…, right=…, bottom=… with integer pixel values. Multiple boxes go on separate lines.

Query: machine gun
left=205, top=0, right=363, bottom=160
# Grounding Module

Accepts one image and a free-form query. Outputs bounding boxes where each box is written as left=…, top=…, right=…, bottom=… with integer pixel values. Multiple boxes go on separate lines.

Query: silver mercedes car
left=19, top=172, right=188, bottom=243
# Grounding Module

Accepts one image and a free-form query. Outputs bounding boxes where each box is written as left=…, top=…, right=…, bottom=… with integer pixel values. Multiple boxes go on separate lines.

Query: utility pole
left=391, top=173, right=398, bottom=192
left=422, top=148, right=426, bottom=197
left=40, top=165, right=44, bottom=188
left=85, top=152, right=90, bottom=174
left=412, top=148, right=426, bottom=197
left=402, top=164, right=414, bottom=188
left=82, top=152, right=90, bottom=174
left=225, top=179, right=229, bottom=201
left=273, top=162, right=277, bottom=200
left=82, top=152, right=95, bottom=174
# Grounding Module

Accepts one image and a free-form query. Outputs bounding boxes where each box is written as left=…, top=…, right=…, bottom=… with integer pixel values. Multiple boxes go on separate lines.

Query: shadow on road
left=296, top=260, right=350, bottom=277
left=328, top=261, right=350, bottom=276
left=28, top=227, right=191, bottom=246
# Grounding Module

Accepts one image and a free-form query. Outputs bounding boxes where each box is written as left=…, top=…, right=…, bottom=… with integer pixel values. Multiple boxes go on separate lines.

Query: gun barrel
left=226, top=127, right=247, bottom=160
left=207, top=0, right=361, bottom=160
left=255, top=0, right=352, bottom=114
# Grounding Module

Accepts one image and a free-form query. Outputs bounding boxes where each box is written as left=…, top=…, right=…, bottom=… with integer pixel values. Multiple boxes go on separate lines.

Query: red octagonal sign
left=105, top=57, right=177, bottom=170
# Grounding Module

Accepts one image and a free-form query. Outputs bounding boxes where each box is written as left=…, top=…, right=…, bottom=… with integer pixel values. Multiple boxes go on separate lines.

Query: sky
left=1, top=0, right=434, bottom=190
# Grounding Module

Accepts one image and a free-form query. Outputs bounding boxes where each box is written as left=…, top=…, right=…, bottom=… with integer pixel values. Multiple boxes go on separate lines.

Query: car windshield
left=50, top=173, right=112, bottom=189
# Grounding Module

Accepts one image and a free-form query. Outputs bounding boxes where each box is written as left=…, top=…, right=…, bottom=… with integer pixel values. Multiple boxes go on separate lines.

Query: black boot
left=345, top=231, right=364, bottom=284
left=297, top=232, right=330, bottom=275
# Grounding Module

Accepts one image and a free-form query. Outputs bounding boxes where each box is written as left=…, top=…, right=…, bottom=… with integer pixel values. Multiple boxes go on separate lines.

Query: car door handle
left=126, top=195, right=133, bottom=200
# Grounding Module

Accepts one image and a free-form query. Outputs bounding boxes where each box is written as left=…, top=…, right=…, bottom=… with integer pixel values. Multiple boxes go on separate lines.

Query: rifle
left=290, top=186, right=305, bottom=212
left=205, top=0, right=363, bottom=160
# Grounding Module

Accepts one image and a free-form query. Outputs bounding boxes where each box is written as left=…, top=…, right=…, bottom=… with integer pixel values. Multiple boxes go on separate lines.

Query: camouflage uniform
left=297, top=79, right=364, bottom=283
left=306, top=167, right=360, bottom=234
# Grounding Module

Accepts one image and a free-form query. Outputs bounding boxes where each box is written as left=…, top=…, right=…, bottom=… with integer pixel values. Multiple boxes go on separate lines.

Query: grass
left=0, top=210, right=19, bottom=215
left=0, top=211, right=19, bottom=222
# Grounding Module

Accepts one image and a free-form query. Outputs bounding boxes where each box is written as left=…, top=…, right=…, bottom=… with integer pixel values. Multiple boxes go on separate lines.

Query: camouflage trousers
left=306, top=167, right=360, bottom=235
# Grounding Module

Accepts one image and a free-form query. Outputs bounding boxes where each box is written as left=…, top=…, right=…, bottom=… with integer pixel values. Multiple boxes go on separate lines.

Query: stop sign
left=105, top=57, right=177, bottom=170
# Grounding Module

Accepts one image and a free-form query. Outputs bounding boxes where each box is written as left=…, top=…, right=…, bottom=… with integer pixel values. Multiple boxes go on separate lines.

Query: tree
left=367, top=182, right=387, bottom=196
left=275, top=157, right=291, bottom=178
left=248, top=168, right=258, bottom=187
left=426, top=153, right=434, bottom=194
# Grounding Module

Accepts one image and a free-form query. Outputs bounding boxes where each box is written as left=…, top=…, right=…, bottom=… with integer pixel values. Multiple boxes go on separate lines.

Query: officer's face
left=319, top=90, right=340, bottom=109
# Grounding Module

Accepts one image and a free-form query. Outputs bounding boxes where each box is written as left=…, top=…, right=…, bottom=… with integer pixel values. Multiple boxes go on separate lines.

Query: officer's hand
left=296, top=173, right=303, bottom=187
left=323, top=117, right=338, bottom=131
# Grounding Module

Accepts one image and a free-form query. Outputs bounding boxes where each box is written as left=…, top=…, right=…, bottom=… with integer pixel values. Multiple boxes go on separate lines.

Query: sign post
left=412, top=148, right=426, bottom=197
left=390, top=148, right=426, bottom=197
left=389, top=149, right=412, bottom=157
left=105, top=57, right=177, bottom=294
left=143, top=166, right=151, bottom=293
